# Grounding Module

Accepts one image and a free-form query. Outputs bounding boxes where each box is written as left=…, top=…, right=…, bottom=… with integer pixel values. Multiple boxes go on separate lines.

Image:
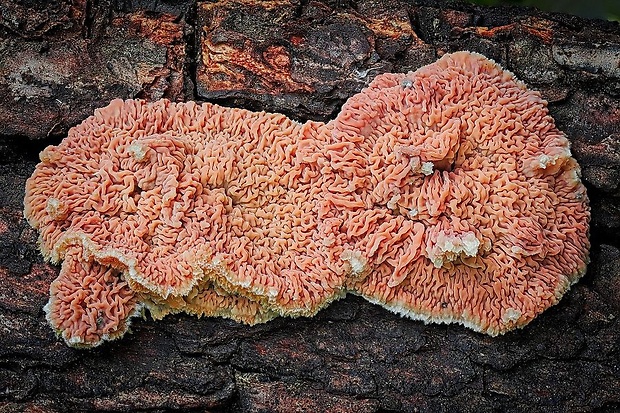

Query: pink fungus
left=24, top=51, right=590, bottom=347
left=44, top=245, right=139, bottom=348
left=337, top=51, right=590, bottom=335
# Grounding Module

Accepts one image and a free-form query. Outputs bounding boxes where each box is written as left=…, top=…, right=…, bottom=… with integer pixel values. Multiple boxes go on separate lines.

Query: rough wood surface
left=1, top=0, right=619, bottom=412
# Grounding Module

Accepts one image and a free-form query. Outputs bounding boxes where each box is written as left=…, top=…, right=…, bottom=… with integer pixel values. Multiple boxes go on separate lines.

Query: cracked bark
left=1, top=0, right=619, bottom=412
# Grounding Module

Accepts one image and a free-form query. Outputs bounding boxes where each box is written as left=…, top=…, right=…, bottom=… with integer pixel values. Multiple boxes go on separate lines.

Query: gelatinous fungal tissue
left=24, top=51, right=590, bottom=348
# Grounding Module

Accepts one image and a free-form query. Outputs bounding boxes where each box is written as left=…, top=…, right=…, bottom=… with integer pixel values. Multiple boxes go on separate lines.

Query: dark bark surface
left=1, top=0, right=619, bottom=412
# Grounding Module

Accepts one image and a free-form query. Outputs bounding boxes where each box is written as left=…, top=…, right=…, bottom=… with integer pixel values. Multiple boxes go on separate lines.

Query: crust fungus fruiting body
left=333, top=52, right=590, bottom=334
left=24, top=51, right=590, bottom=348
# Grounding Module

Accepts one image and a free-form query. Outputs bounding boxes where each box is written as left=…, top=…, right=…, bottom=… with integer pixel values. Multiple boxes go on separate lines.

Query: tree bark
left=1, top=0, right=619, bottom=412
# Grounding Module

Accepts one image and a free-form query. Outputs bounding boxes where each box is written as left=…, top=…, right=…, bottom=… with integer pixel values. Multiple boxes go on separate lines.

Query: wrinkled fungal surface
left=24, top=51, right=590, bottom=348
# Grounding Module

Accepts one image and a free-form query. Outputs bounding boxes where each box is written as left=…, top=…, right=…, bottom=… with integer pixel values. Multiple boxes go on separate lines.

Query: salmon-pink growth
left=339, top=51, right=590, bottom=335
left=44, top=246, right=140, bottom=348
left=24, top=51, right=590, bottom=347
left=25, top=99, right=350, bottom=347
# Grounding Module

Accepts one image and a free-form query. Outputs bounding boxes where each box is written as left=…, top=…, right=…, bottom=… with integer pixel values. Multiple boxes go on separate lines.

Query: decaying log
left=1, top=0, right=619, bottom=412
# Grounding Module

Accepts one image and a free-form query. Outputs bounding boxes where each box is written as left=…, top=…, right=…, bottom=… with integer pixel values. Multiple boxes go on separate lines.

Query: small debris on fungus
left=24, top=51, right=590, bottom=348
